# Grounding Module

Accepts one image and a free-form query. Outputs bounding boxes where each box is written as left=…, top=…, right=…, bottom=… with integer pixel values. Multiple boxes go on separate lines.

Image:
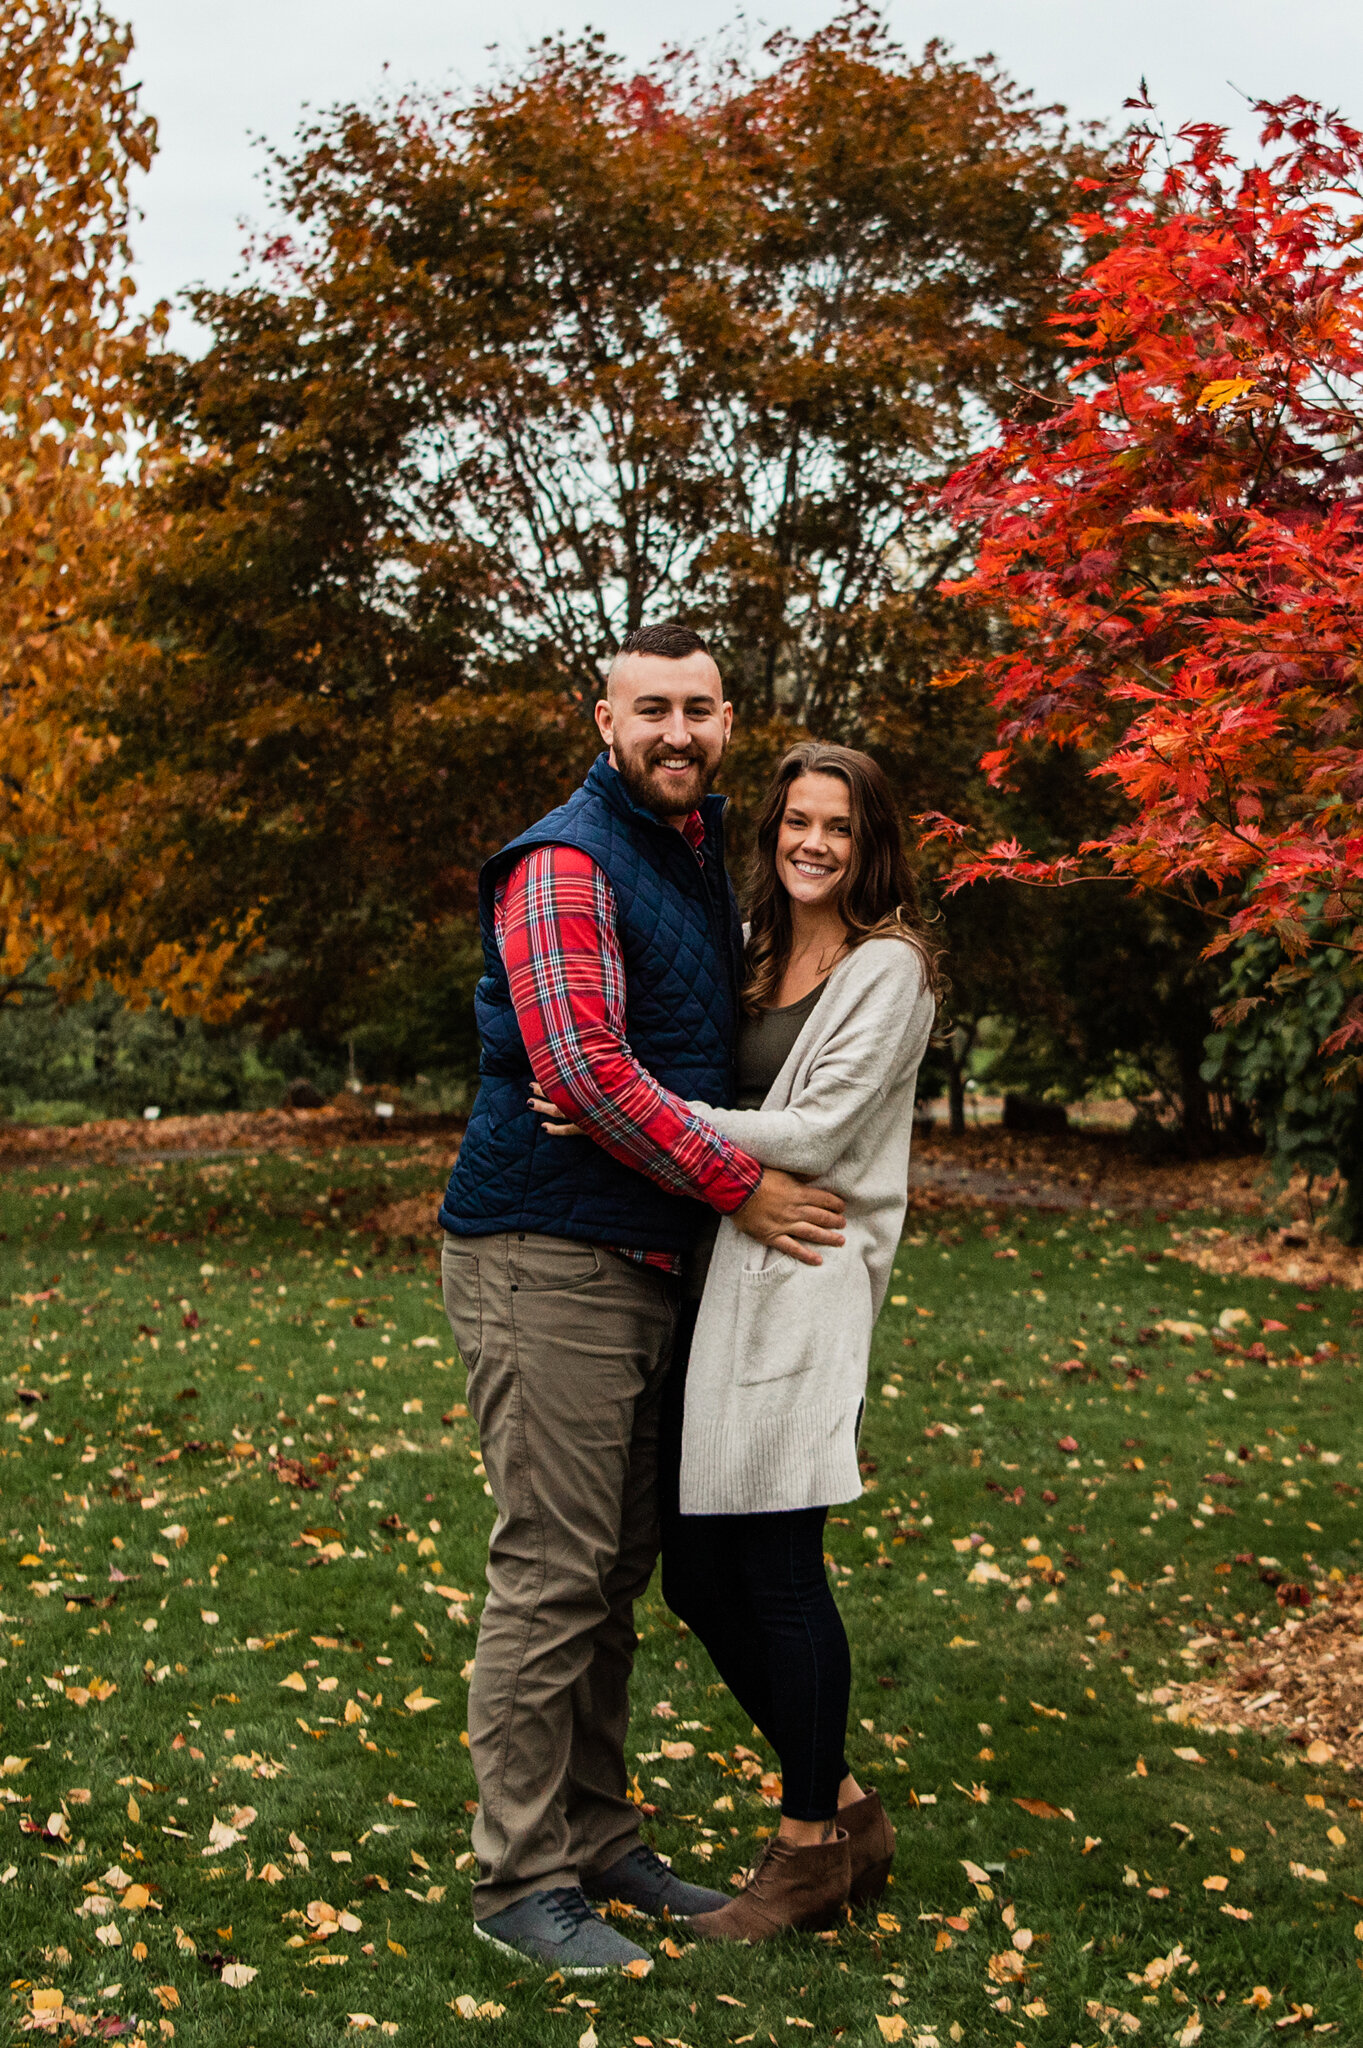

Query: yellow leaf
left=32, top=1990, right=64, bottom=2015
left=1328, top=1826, right=1346, bottom=1848
left=0, top=1756, right=30, bottom=1777
left=621, top=1956, right=653, bottom=1979
left=280, top=1672, right=308, bottom=1693
left=579, top=2029, right=598, bottom=2048
left=127, top=1794, right=140, bottom=1823
left=1203, top=1874, right=1229, bottom=1891
left=387, top=1939, right=407, bottom=1957
left=876, top=2021, right=908, bottom=2044
left=122, top=1883, right=151, bottom=1911
left=403, top=1690, right=440, bottom=1714
left=1198, top=377, right=1256, bottom=411
left=877, top=1912, right=901, bottom=1934
left=152, top=1987, right=180, bottom=2012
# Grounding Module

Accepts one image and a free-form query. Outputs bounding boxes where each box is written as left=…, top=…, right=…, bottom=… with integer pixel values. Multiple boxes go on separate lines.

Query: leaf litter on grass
left=6, top=1139, right=1363, bottom=2043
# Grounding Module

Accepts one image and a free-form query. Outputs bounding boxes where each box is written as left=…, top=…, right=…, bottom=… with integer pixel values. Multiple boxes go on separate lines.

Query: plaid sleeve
left=497, top=844, right=762, bottom=1213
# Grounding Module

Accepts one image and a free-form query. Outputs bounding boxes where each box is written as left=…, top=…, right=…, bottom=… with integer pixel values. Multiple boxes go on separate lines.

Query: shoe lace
left=542, top=1886, right=599, bottom=1936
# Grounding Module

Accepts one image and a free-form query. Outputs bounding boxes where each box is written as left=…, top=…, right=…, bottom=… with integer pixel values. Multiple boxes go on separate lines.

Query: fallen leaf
left=403, top=1690, right=440, bottom=1715
left=1172, top=1747, right=1206, bottom=1764
left=280, top=1672, right=308, bottom=1693
left=1014, top=1798, right=1064, bottom=1819
left=876, top=2022, right=908, bottom=2044
left=152, top=1987, right=181, bottom=2012
left=1203, top=1874, right=1229, bottom=1892
left=221, top=1963, right=258, bottom=1988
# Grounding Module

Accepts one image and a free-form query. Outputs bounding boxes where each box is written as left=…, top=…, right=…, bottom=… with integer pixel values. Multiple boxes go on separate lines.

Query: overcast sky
left=121, top=0, right=1363, bottom=346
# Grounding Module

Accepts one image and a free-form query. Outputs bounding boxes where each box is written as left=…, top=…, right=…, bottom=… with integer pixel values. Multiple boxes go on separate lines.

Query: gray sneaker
left=473, top=1885, right=652, bottom=1975
left=583, top=1842, right=729, bottom=1919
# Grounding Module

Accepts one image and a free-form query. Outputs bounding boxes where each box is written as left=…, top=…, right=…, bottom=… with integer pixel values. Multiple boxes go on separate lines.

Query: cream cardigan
left=681, top=936, right=934, bottom=1515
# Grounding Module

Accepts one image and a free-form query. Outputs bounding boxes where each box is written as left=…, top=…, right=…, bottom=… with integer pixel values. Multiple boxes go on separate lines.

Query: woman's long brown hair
left=742, top=742, right=943, bottom=1013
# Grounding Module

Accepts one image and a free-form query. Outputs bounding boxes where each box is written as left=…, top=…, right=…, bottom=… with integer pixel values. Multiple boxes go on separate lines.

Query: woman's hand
left=528, top=1088, right=585, bottom=1138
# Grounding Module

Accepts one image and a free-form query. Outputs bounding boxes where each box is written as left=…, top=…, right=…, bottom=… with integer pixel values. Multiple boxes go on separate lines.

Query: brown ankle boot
left=839, top=1789, right=896, bottom=1905
left=688, top=1830, right=850, bottom=1943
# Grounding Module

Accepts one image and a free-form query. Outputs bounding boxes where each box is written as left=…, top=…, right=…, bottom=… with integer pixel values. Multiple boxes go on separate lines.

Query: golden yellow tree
left=0, top=1, right=238, bottom=1012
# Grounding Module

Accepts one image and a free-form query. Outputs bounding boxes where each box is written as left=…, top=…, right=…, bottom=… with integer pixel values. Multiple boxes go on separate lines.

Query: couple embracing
left=438, top=622, right=938, bottom=1972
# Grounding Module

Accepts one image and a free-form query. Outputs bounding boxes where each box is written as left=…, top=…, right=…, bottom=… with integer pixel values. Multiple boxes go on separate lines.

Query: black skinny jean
left=658, top=1304, right=852, bottom=1821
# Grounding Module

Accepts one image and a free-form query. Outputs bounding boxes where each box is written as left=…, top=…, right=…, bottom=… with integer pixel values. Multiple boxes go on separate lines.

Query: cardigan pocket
left=732, top=1257, right=812, bottom=1385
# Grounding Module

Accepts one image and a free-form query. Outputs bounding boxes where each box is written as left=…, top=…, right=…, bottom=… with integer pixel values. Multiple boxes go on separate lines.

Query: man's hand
left=732, top=1168, right=846, bottom=1267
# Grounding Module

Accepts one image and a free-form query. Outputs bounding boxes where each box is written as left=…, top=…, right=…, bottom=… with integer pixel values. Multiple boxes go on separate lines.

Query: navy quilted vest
left=438, top=753, right=743, bottom=1253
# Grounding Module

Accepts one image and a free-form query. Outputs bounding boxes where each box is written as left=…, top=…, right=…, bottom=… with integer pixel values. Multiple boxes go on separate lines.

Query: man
left=438, top=621, right=846, bottom=1972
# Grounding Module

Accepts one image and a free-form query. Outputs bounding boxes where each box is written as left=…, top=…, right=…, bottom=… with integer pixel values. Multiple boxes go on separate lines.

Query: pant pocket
left=441, top=1239, right=483, bottom=1371
left=509, top=1236, right=602, bottom=1292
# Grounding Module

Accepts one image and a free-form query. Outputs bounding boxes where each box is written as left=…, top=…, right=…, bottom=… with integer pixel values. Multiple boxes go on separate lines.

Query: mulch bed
left=0, top=1102, right=464, bottom=1169
left=1164, top=1222, right=1363, bottom=1292
left=1155, top=1575, right=1363, bottom=1772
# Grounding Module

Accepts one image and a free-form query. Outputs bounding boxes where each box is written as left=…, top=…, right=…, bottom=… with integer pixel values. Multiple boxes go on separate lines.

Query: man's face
left=596, top=651, right=732, bottom=818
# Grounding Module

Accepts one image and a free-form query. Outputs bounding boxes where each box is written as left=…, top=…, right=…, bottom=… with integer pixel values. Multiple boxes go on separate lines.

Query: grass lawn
left=2, top=1145, right=1361, bottom=2046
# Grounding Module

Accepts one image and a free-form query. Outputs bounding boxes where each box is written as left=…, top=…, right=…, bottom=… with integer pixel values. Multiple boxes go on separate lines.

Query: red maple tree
left=934, top=96, right=1363, bottom=1055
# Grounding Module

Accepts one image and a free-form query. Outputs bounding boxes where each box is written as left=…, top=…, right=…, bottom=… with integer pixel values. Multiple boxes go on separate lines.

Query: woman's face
left=775, top=772, right=854, bottom=912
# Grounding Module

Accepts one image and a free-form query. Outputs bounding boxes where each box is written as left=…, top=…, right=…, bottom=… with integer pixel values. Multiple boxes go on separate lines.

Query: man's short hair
left=615, top=621, right=711, bottom=662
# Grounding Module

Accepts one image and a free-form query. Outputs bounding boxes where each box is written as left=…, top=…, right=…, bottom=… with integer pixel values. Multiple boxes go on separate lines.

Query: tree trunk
left=1177, top=1036, right=1216, bottom=1154
left=945, top=1023, right=975, bottom=1138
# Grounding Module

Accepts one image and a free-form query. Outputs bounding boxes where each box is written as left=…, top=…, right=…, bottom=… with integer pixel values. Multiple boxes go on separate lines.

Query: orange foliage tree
left=0, top=1, right=243, bottom=1017
left=93, top=11, right=1095, bottom=1054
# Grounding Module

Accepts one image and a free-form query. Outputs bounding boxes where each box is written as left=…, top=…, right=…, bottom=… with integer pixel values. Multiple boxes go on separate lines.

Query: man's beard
left=613, top=736, right=724, bottom=817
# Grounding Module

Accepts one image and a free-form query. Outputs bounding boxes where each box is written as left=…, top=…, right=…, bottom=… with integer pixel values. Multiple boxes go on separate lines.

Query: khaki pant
left=440, top=1231, right=678, bottom=1918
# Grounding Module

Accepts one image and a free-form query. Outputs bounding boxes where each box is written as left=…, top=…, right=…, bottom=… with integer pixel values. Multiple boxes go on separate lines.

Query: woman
left=537, top=742, right=938, bottom=1941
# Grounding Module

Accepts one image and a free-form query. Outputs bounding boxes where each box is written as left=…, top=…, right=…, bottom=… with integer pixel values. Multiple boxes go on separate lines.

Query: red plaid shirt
left=495, top=814, right=762, bottom=1273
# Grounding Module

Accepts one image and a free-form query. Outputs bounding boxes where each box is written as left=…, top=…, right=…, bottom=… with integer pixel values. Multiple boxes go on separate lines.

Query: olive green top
left=734, top=978, right=830, bottom=1110
left=686, top=977, right=830, bottom=1297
